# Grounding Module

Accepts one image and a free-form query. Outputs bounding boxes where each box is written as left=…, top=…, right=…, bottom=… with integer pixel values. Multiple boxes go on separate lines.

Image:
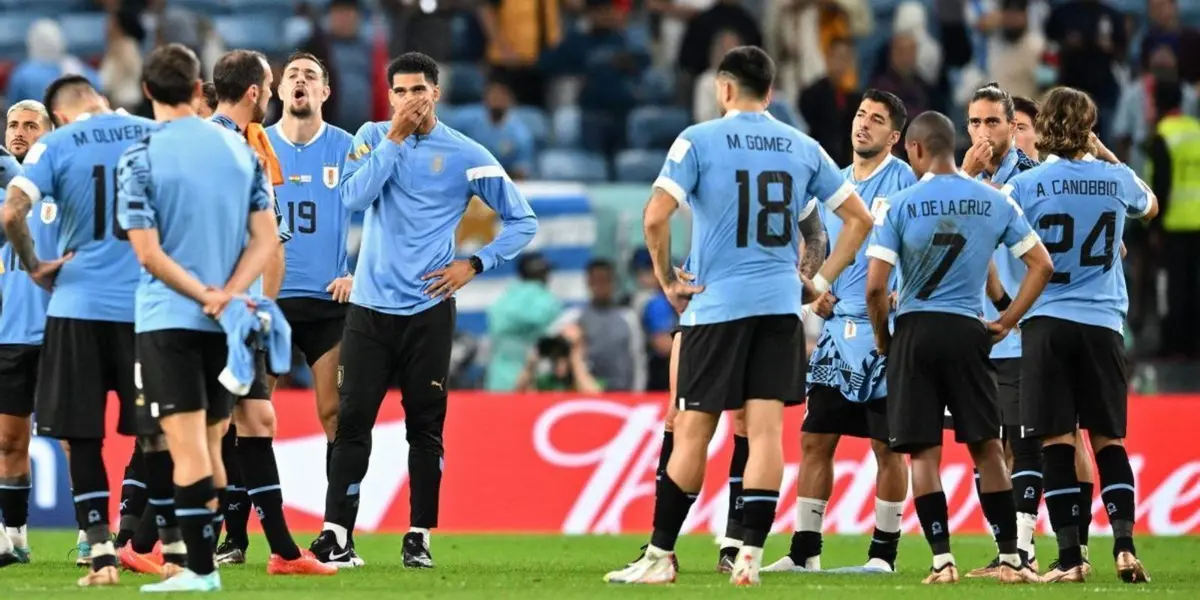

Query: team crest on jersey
left=39, top=201, right=58, bottom=224
left=323, top=166, right=338, bottom=189
left=431, top=155, right=445, bottom=174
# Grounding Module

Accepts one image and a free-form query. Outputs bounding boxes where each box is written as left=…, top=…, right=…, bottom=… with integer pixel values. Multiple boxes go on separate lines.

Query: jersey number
left=1037, top=211, right=1116, bottom=284
left=916, top=233, right=966, bottom=300
left=735, top=170, right=793, bottom=248
left=287, top=200, right=317, bottom=234
left=92, top=165, right=128, bottom=241
left=5, top=251, right=22, bottom=273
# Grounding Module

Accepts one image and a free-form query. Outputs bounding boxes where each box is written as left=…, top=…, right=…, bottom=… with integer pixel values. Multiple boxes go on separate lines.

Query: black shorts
left=136, top=330, right=233, bottom=423
left=0, top=344, right=40, bottom=418
left=994, top=357, right=1023, bottom=431
left=801, top=385, right=889, bottom=443
left=676, top=314, right=804, bottom=413
left=888, top=312, right=1000, bottom=453
left=1021, top=316, right=1128, bottom=439
left=35, top=318, right=142, bottom=439
left=279, top=297, right=346, bottom=367
left=241, top=351, right=272, bottom=401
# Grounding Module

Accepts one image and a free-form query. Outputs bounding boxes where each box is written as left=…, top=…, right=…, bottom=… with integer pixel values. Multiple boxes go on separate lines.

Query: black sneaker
left=402, top=532, right=434, bottom=569
left=215, top=539, right=247, bottom=565
left=309, top=530, right=357, bottom=569
left=717, top=546, right=738, bottom=573
left=348, top=538, right=366, bottom=567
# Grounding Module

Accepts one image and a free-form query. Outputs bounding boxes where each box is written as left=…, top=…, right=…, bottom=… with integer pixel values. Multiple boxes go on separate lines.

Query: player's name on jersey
left=66, top=123, right=153, bottom=147
left=907, top=198, right=995, bottom=219
left=725, top=133, right=794, bottom=153
left=1034, top=178, right=1120, bottom=197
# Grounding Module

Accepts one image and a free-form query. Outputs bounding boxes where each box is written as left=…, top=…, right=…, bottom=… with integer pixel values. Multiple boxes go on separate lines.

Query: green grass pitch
left=3, top=531, right=1199, bottom=598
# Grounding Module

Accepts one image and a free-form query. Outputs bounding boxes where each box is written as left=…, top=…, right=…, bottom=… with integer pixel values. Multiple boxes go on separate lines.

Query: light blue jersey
left=654, top=110, right=854, bottom=326
left=7, top=111, right=156, bottom=323
left=342, top=119, right=537, bottom=316
left=0, top=151, right=57, bottom=345
left=809, top=155, right=916, bottom=401
left=867, top=172, right=1038, bottom=319
left=978, top=146, right=1039, bottom=359
left=117, top=117, right=273, bottom=333
left=1004, top=154, right=1151, bottom=332
left=267, top=123, right=354, bottom=299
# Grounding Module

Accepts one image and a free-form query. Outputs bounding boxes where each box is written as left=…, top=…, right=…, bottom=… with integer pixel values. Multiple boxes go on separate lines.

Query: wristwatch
left=468, top=255, right=484, bottom=274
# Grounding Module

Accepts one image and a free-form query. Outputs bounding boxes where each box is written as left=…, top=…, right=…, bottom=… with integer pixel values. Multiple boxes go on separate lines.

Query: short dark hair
left=907, top=111, right=957, bottom=156
left=1155, top=81, right=1184, bottom=116
left=213, top=50, right=268, bottom=104
left=283, top=51, right=329, bottom=85
left=969, top=82, right=1016, bottom=121
left=586, top=258, right=616, bottom=274
left=386, top=52, right=439, bottom=86
left=716, top=46, right=775, bottom=100
left=1012, top=95, right=1039, bottom=121
left=861, top=88, right=907, bottom=131
left=142, top=43, right=201, bottom=107
left=201, top=82, right=218, bottom=110
left=42, top=74, right=95, bottom=120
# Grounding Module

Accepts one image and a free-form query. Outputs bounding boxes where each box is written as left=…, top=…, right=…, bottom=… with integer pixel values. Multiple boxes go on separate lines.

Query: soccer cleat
left=628, top=544, right=679, bottom=572
left=73, top=537, right=93, bottom=567
left=77, top=565, right=120, bottom=587
left=215, top=539, right=247, bottom=566
left=309, top=530, right=358, bottom=569
left=729, top=551, right=761, bottom=586
left=997, top=560, right=1040, bottom=584
left=140, top=568, right=222, bottom=592
left=716, top=546, right=737, bottom=573
left=402, top=532, right=434, bottom=569
left=0, top=537, right=19, bottom=569
left=762, top=553, right=820, bottom=572
left=348, top=545, right=366, bottom=568
left=1041, top=561, right=1086, bottom=583
left=922, top=563, right=959, bottom=584
left=267, top=550, right=338, bottom=576
left=1116, top=551, right=1149, bottom=584
left=604, top=546, right=676, bottom=584
left=118, top=543, right=165, bottom=575
left=966, top=556, right=1001, bottom=578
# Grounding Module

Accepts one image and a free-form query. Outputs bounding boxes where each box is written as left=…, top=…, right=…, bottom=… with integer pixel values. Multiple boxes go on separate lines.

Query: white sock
left=323, top=522, right=348, bottom=548
left=91, top=541, right=115, bottom=557
left=5, top=525, right=27, bottom=549
left=741, top=546, right=764, bottom=563
left=932, top=552, right=955, bottom=569
left=795, top=497, right=827, bottom=533
left=409, top=527, right=430, bottom=549
left=1016, top=512, right=1037, bottom=559
left=77, top=529, right=87, bottom=544
left=0, top=530, right=11, bottom=554
left=162, top=541, right=186, bottom=555
left=875, top=499, right=904, bottom=534
left=999, top=552, right=1021, bottom=567
left=646, top=543, right=671, bottom=557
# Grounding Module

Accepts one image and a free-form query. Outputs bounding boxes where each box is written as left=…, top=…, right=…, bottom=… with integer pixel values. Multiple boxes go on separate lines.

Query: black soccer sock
left=142, top=449, right=181, bottom=559
left=131, top=504, right=158, bottom=554
left=868, top=528, right=901, bottom=565
left=175, top=477, right=217, bottom=576
left=913, top=492, right=952, bottom=556
left=238, top=436, right=301, bottom=560
left=222, top=428, right=250, bottom=548
left=1010, top=435, right=1044, bottom=516
left=655, top=430, right=673, bottom=481
left=740, top=488, right=779, bottom=549
left=115, top=445, right=147, bottom=547
left=980, top=490, right=1019, bottom=556
left=1095, top=445, right=1137, bottom=557
left=68, top=439, right=117, bottom=571
left=724, top=435, right=748, bottom=545
left=649, top=475, right=697, bottom=552
left=1042, top=443, right=1083, bottom=568
left=1078, top=480, right=1094, bottom=547
left=0, top=474, right=31, bottom=528
left=212, top=487, right=226, bottom=553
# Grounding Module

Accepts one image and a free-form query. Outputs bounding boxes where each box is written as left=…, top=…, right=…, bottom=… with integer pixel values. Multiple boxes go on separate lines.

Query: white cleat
left=730, top=550, right=762, bottom=586
left=863, top=558, right=894, bottom=572
left=763, top=554, right=820, bottom=572
left=603, top=546, right=677, bottom=585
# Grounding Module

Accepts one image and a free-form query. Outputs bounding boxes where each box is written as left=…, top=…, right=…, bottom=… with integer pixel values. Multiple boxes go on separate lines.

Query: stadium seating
left=172, top=0, right=225, bottom=14
left=626, top=106, right=690, bottom=150
left=213, top=15, right=287, bottom=55
left=550, top=105, right=582, bottom=149
left=446, top=63, right=485, bottom=105
left=510, top=105, right=550, bottom=148
left=614, top=148, right=668, bottom=183
left=537, top=149, right=608, bottom=182
left=60, top=13, right=108, bottom=58
left=0, top=0, right=79, bottom=16
left=226, top=0, right=299, bottom=18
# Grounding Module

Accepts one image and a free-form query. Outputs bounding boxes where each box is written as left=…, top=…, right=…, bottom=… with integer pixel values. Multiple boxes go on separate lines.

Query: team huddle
left=607, top=46, right=1154, bottom=586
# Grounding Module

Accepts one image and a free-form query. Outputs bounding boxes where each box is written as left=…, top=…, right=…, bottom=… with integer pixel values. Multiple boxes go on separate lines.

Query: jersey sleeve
left=864, top=198, right=901, bottom=265
left=805, top=146, right=854, bottom=211
left=1118, top=165, right=1153, bottom=219
left=1001, top=194, right=1039, bottom=258
left=116, top=140, right=156, bottom=231
left=466, top=149, right=538, bottom=272
left=340, top=122, right=400, bottom=212
left=6, top=138, right=55, bottom=203
left=653, top=133, right=699, bottom=204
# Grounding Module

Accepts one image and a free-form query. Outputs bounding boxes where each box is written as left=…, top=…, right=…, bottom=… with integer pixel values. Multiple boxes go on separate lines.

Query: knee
left=800, top=433, right=836, bottom=464
left=235, top=401, right=277, bottom=437
left=1089, top=434, right=1121, bottom=454
left=967, top=438, right=1004, bottom=464
left=870, top=439, right=903, bottom=468
left=731, top=410, right=748, bottom=438
left=317, top=402, right=338, bottom=429
left=0, top=431, right=28, bottom=457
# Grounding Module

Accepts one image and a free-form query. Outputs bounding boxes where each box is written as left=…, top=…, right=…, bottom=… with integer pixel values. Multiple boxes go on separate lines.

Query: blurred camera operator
left=514, top=325, right=603, bottom=393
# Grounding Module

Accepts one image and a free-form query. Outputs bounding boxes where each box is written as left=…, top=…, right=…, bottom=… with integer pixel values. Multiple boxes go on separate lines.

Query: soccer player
left=311, top=51, right=537, bottom=569
left=266, top=52, right=354, bottom=490
left=766, top=89, right=915, bottom=575
left=865, top=110, right=1053, bottom=584
left=1, top=75, right=162, bottom=587
left=193, top=82, right=217, bottom=119
left=1004, top=87, right=1156, bottom=584
left=0, top=100, right=54, bottom=567
left=1011, top=96, right=1039, bottom=160
left=604, top=46, right=873, bottom=586
left=206, top=49, right=319, bottom=572
left=116, top=43, right=307, bottom=591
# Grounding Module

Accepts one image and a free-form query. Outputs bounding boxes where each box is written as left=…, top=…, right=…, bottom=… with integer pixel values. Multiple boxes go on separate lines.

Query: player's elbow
left=1141, top=197, right=1160, bottom=222
left=0, top=200, right=23, bottom=232
left=1024, top=244, right=1055, bottom=284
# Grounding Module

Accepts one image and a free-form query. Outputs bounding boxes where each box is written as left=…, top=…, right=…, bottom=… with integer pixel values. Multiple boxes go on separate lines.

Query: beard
left=288, top=104, right=314, bottom=119
left=854, top=144, right=884, bottom=159
left=252, top=100, right=266, bottom=124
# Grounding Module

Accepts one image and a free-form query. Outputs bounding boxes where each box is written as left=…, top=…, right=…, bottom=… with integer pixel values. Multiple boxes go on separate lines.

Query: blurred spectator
left=327, top=0, right=373, bottom=131
left=647, top=0, right=714, bottom=69
left=892, top=1, right=942, bottom=88
left=799, top=36, right=859, bottom=167
left=557, top=259, right=645, bottom=391
left=478, top=0, right=562, bottom=107
left=456, top=77, right=536, bottom=178
left=485, top=253, right=564, bottom=391
left=936, top=0, right=974, bottom=72
left=514, top=326, right=603, bottom=392
left=764, top=0, right=871, bottom=108
left=693, top=29, right=745, bottom=122
left=1138, top=0, right=1200, bottom=74
left=1147, top=83, right=1200, bottom=359
left=870, top=34, right=934, bottom=130
left=1044, top=0, right=1127, bottom=142
left=977, top=0, right=1045, bottom=101
left=290, top=2, right=340, bottom=132
left=6, top=19, right=100, bottom=105
left=629, top=250, right=676, bottom=391
left=100, top=9, right=147, bottom=113
left=1114, top=43, right=1197, bottom=176
left=677, top=0, right=762, bottom=85
left=383, top=0, right=479, bottom=63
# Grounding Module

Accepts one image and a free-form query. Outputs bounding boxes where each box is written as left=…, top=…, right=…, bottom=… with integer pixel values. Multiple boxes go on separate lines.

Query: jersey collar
left=1042, top=153, right=1096, bottom=164
left=722, top=109, right=770, bottom=119
left=272, top=121, right=327, bottom=148
left=850, top=153, right=895, bottom=183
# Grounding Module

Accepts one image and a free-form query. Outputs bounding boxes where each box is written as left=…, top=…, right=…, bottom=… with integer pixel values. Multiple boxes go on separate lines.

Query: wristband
left=812, top=274, right=831, bottom=295
left=993, top=293, right=1012, bottom=312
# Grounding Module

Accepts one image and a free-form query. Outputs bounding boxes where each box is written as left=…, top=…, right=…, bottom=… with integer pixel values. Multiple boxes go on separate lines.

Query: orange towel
left=246, top=123, right=284, bottom=187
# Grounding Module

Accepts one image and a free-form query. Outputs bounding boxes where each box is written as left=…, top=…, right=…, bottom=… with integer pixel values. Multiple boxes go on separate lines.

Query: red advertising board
left=93, top=392, right=1200, bottom=535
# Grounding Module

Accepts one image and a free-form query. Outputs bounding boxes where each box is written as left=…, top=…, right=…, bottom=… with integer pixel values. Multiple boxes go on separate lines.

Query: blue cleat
left=140, top=569, right=222, bottom=593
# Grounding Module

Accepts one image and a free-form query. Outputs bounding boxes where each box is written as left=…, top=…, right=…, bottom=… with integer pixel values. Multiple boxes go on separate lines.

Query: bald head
left=906, top=111, right=956, bottom=157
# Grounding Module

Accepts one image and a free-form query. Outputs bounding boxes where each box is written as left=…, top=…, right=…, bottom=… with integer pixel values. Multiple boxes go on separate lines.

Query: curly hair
left=1035, top=87, right=1096, bottom=159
